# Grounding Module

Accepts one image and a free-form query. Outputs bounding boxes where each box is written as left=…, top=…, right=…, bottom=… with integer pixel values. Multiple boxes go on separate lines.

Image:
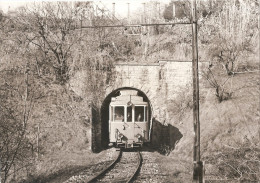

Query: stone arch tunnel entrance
left=98, top=87, right=152, bottom=150
left=90, top=61, right=195, bottom=152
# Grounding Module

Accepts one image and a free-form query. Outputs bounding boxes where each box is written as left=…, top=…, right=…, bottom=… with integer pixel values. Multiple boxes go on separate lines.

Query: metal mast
left=191, top=0, right=203, bottom=182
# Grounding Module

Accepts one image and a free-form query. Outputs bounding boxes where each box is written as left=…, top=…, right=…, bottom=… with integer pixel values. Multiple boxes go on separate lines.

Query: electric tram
left=109, top=90, right=150, bottom=148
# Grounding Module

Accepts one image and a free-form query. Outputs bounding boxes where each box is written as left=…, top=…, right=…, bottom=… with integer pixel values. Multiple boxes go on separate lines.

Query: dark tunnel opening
left=100, top=87, right=152, bottom=149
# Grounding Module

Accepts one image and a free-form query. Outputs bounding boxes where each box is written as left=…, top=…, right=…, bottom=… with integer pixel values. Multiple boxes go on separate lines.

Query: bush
left=201, top=65, right=233, bottom=103
left=167, top=83, right=193, bottom=122
left=205, top=142, right=260, bottom=182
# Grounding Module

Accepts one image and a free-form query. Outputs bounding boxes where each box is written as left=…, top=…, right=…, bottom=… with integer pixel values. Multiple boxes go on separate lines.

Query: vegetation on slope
left=0, top=0, right=259, bottom=182
left=165, top=69, right=259, bottom=181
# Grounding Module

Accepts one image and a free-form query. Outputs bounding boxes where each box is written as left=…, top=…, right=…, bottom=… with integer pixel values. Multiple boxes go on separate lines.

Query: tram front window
left=127, top=106, right=132, bottom=122
left=135, top=106, right=144, bottom=122
left=114, top=106, right=124, bottom=122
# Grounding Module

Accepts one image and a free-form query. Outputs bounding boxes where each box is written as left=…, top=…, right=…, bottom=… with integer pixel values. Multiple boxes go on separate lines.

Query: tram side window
left=114, top=106, right=124, bottom=122
left=135, top=106, right=144, bottom=122
left=110, top=106, right=114, bottom=121
left=127, top=106, right=132, bottom=122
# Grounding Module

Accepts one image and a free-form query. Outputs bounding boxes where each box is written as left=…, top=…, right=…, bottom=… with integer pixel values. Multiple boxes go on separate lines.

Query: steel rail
left=86, top=149, right=122, bottom=183
left=126, top=151, right=143, bottom=183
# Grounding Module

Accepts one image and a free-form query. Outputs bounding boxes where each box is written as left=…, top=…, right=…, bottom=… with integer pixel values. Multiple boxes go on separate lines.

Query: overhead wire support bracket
left=79, top=22, right=192, bottom=29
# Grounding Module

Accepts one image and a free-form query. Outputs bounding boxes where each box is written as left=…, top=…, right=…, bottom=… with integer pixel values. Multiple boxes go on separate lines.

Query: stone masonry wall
left=107, top=60, right=193, bottom=122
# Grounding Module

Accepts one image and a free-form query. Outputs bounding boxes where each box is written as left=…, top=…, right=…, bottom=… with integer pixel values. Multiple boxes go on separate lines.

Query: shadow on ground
left=144, top=118, right=183, bottom=155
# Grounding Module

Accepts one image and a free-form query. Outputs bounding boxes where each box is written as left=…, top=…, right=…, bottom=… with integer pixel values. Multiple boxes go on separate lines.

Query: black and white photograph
left=0, top=0, right=259, bottom=182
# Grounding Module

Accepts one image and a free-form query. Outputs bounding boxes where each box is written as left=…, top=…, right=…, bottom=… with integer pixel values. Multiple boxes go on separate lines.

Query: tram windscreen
left=127, top=107, right=132, bottom=122
left=135, top=106, right=145, bottom=122
left=114, top=106, right=124, bottom=122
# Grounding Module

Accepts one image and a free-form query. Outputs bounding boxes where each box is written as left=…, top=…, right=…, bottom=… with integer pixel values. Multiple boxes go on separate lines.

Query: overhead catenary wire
left=78, top=1, right=191, bottom=29
left=79, top=22, right=191, bottom=29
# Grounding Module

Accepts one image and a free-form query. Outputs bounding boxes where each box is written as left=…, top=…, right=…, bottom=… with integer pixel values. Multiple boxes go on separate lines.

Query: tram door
left=126, top=106, right=135, bottom=141
left=109, top=105, right=135, bottom=142
left=134, top=105, right=148, bottom=141
left=127, top=105, right=148, bottom=142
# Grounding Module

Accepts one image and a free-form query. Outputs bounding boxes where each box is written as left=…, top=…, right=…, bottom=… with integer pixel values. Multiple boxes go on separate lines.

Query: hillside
left=0, top=0, right=259, bottom=182
left=20, top=61, right=259, bottom=183
left=163, top=68, right=260, bottom=182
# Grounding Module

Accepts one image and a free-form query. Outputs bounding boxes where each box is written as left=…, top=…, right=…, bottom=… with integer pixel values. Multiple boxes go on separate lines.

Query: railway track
left=87, top=149, right=142, bottom=183
left=134, top=151, right=168, bottom=182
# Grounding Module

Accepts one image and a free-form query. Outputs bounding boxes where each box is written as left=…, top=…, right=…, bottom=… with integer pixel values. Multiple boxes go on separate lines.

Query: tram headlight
left=118, top=133, right=124, bottom=139
left=136, top=134, right=142, bottom=139
left=127, top=101, right=133, bottom=107
left=115, top=129, right=124, bottom=140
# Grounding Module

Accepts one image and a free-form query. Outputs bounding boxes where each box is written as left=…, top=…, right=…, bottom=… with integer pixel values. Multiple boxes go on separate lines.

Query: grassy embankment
left=160, top=59, right=259, bottom=182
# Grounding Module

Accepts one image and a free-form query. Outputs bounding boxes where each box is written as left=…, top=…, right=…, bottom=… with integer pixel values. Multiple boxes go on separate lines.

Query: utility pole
left=154, top=2, right=158, bottom=19
left=112, top=3, right=115, bottom=18
left=191, top=0, right=203, bottom=182
left=142, top=3, right=146, bottom=23
left=37, top=123, right=40, bottom=159
left=172, top=2, right=176, bottom=18
left=0, top=160, right=1, bottom=183
left=127, top=3, right=130, bottom=23
left=158, top=2, right=161, bottom=18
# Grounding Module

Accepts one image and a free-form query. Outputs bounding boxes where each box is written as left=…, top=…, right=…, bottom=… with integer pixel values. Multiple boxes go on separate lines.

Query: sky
left=0, top=0, right=171, bottom=17
left=0, top=1, right=30, bottom=13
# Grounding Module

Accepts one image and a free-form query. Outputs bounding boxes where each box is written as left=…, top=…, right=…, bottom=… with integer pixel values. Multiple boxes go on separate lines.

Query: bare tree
left=202, top=66, right=233, bottom=102
left=0, top=14, right=45, bottom=181
left=0, top=64, right=36, bottom=182
left=15, top=2, right=91, bottom=84
left=209, top=34, right=254, bottom=76
left=204, top=0, right=258, bottom=75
